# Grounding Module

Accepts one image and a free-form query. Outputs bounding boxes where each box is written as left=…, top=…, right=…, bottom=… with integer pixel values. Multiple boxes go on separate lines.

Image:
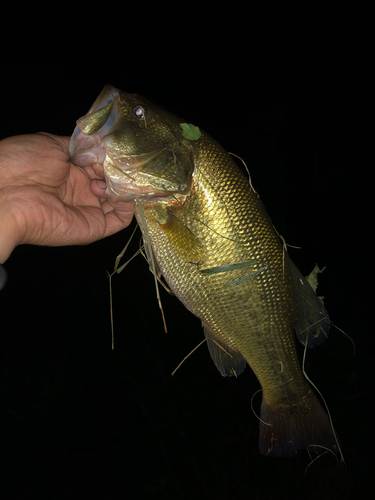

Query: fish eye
left=133, top=105, right=146, bottom=119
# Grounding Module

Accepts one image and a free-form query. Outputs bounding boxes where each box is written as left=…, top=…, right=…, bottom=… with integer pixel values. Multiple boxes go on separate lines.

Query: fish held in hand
left=69, top=85, right=339, bottom=458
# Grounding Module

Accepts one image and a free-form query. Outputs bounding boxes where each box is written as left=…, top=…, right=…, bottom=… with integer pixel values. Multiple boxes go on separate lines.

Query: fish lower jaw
left=105, top=176, right=170, bottom=202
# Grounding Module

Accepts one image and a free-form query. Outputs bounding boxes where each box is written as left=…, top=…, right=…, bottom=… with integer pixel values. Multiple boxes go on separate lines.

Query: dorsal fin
left=288, top=256, right=330, bottom=347
left=202, top=323, right=247, bottom=377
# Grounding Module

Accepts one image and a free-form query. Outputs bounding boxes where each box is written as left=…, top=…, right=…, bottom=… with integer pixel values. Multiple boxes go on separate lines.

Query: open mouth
left=104, top=158, right=171, bottom=202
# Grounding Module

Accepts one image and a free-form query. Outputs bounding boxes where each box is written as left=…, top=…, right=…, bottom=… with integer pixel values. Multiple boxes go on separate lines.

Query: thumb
left=102, top=201, right=135, bottom=237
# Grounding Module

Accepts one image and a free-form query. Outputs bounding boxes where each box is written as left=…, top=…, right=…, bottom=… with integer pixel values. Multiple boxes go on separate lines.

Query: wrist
left=0, top=189, right=23, bottom=263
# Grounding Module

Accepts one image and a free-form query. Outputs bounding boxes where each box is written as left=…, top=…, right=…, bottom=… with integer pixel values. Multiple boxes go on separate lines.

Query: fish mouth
left=68, top=85, right=121, bottom=167
left=104, top=148, right=189, bottom=202
left=68, top=125, right=107, bottom=168
left=104, top=156, right=171, bottom=202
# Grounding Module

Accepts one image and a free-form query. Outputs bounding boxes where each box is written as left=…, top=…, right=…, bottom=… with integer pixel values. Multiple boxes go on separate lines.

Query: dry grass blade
left=302, top=336, right=345, bottom=464
left=107, top=223, right=141, bottom=351
left=171, top=336, right=235, bottom=376
left=330, top=321, right=356, bottom=356
left=139, top=245, right=174, bottom=295
left=171, top=339, right=207, bottom=376
left=136, top=199, right=168, bottom=333
left=228, top=152, right=258, bottom=196
left=106, top=270, right=115, bottom=350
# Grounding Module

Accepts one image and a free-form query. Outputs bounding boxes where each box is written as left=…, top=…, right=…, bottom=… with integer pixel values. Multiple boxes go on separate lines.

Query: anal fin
left=202, top=323, right=247, bottom=377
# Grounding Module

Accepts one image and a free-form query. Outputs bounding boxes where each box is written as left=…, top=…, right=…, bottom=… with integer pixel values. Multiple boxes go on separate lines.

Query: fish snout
left=68, top=85, right=121, bottom=168
left=68, top=125, right=106, bottom=168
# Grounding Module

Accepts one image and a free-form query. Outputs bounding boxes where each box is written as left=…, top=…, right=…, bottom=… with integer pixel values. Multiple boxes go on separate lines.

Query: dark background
left=0, top=63, right=370, bottom=498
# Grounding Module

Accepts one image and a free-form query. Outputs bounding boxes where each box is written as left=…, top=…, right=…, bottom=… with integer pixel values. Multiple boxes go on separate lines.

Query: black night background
left=0, top=63, right=370, bottom=499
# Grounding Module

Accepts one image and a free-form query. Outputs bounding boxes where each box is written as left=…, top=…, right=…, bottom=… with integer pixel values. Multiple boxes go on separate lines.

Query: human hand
left=0, top=132, right=134, bottom=263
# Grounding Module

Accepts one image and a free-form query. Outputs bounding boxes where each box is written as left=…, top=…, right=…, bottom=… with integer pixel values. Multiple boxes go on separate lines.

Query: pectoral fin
left=288, top=256, right=330, bottom=347
left=202, top=324, right=247, bottom=377
left=160, top=209, right=205, bottom=264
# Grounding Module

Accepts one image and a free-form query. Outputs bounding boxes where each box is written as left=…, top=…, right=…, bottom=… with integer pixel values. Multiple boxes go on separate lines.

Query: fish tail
left=258, top=392, right=339, bottom=458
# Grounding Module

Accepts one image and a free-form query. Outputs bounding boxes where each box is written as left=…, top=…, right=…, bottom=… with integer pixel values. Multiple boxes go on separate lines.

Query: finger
left=100, top=199, right=114, bottom=214
left=83, top=163, right=105, bottom=180
left=90, top=179, right=135, bottom=215
left=90, top=178, right=107, bottom=198
left=103, top=208, right=135, bottom=236
left=101, top=199, right=135, bottom=216
left=91, top=163, right=104, bottom=177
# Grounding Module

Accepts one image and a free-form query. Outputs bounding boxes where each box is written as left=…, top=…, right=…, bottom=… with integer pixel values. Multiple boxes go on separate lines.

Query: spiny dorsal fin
left=288, top=256, right=330, bottom=347
left=202, top=323, right=247, bottom=377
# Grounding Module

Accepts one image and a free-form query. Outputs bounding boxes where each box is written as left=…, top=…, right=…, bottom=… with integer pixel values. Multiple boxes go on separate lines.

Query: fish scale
left=69, top=85, right=338, bottom=457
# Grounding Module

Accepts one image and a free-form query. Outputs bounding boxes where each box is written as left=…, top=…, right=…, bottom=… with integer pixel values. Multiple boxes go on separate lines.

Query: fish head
left=69, top=85, right=196, bottom=201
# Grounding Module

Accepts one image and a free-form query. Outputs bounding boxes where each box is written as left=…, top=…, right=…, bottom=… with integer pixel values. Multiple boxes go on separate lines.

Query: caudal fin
left=258, top=392, right=340, bottom=458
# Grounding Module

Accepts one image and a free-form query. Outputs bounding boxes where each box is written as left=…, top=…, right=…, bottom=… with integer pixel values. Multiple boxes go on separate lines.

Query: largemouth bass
left=69, top=85, right=339, bottom=457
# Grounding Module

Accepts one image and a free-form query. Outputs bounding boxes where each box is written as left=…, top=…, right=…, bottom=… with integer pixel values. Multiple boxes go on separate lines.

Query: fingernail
left=97, top=180, right=107, bottom=189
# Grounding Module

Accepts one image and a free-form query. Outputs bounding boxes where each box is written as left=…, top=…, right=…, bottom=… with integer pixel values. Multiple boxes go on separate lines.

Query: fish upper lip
left=69, top=150, right=102, bottom=168
left=68, top=125, right=107, bottom=168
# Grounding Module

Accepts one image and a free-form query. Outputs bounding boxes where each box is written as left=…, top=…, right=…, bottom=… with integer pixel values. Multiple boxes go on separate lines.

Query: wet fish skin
left=69, top=85, right=337, bottom=457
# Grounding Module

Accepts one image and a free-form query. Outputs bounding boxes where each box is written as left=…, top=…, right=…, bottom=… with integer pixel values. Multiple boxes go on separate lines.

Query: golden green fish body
left=136, top=131, right=304, bottom=404
left=69, top=86, right=338, bottom=457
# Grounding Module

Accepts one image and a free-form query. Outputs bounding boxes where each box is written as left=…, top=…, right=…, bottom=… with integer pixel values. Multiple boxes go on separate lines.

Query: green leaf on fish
left=180, top=123, right=202, bottom=140
left=305, top=264, right=326, bottom=304
left=305, top=264, right=326, bottom=294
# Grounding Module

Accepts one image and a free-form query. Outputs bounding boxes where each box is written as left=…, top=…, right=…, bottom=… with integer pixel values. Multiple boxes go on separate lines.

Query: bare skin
left=0, top=132, right=134, bottom=263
